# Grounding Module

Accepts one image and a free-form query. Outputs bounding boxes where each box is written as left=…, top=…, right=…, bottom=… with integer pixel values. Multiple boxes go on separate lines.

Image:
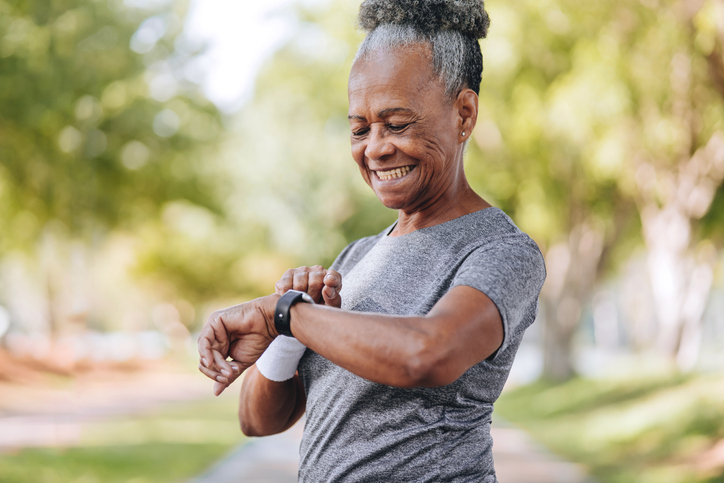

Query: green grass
left=495, top=372, right=724, bottom=483
left=0, top=396, right=246, bottom=483
left=0, top=443, right=230, bottom=483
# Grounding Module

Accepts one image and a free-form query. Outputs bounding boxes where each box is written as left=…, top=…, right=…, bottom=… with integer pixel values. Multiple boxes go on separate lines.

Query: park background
left=1, top=0, right=724, bottom=481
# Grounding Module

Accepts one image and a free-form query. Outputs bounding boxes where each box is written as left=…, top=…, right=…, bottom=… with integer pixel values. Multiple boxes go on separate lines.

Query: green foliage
left=0, top=0, right=224, bottom=251
left=469, top=0, right=724, bottom=255
left=496, top=373, right=724, bottom=482
left=0, top=444, right=229, bottom=483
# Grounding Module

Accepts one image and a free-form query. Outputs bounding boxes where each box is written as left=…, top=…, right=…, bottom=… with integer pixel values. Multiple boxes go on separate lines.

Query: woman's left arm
left=198, top=285, right=503, bottom=389
left=290, top=285, right=503, bottom=387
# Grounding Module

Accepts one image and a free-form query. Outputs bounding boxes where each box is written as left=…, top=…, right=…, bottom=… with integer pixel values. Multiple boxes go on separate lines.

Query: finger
left=197, top=328, right=215, bottom=369
left=208, top=315, right=232, bottom=361
left=275, top=269, right=295, bottom=295
left=200, top=313, right=229, bottom=363
left=212, top=349, right=233, bottom=377
left=322, top=284, right=342, bottom=308
left=322, top=270, right=342, bottom=307
left=307, top=267, right=325, bottom=303
left=213, top=380, right=227, bottom=396
left=292, top=267, right=310, bottom=292
left=198, top=363, right=226, bottom=383
left=325, top=269, right=342, bottom=291
left=213, top=363, right=241, bottom=396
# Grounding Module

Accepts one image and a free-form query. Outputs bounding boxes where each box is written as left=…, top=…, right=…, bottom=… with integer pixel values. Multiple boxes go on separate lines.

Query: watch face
left=301, top=293, right=314, bottom=304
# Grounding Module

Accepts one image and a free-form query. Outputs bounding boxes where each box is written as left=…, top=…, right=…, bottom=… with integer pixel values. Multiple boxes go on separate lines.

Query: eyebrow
left=348, top=107, right=413, bottom=121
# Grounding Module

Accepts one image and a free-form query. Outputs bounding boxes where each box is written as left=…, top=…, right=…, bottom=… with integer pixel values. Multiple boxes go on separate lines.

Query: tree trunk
left=641, top=204, right=717, bottom=371
left=541, top=298, right=576, bottom=381
left=540, top=223, right=604, bottom=382
left=637, top=133, right=724, bottom=371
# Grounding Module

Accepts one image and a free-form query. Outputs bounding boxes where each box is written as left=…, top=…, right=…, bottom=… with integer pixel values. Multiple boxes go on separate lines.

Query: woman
left=198, top=0, right=545, bottom=481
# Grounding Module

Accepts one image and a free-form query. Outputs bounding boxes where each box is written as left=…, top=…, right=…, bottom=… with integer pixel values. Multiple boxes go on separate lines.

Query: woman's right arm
left=235, top=265, right=341, bottom=436
left=238, top=366, right=306, bottom=436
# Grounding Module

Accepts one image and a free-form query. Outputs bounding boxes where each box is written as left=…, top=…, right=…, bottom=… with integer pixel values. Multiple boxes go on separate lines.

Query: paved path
left=189, top=418, right=595, bottom=483
left=0, top=371, right=209, bottom=451
left=188, top=421, right=303, bottom=483
left=491, top=422, right=596, bottom=483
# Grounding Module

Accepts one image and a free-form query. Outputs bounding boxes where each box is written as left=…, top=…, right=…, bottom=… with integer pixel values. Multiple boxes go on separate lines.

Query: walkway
left=189, top=418, right=595, bottom=483
left=0, top=369, right=209, bottom=450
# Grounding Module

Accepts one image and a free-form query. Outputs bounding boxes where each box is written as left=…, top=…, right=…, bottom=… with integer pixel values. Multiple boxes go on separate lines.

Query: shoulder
left=466, top=207, right=527, bottom=240
left=456, top=208, right=546, bottom=283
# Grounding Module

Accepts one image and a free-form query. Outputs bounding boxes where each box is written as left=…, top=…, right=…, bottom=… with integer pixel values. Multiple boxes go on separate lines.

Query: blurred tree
left=471, top=0, right=724, bottom=379
left=471, top=0, right=640, bottom=381
left=0, top=0, right=223, bottom=246
left=627, top=0, right=724, bottom=370
left=0, top=0, right=226, bottom=332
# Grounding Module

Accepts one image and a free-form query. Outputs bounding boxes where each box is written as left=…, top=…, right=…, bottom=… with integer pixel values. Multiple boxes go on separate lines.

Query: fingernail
left=231, top=364, right=239, bottom=371
left=202, top=358, right=208, bottom=366
left=216, top=375, right=227, bottom=383
left=221, top=369, right=230, bottom=377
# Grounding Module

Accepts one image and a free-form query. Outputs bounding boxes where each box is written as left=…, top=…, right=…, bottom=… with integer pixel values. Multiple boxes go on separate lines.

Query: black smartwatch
left=275, top=290, right=314, bottom=337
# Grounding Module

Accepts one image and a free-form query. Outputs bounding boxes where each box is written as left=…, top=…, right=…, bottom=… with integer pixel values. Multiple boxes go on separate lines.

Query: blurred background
left=1, top=0, right=723, bottom=482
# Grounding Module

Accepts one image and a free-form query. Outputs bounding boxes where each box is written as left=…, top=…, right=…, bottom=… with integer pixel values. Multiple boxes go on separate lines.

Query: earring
left=462, top=131, right=466, bottom=136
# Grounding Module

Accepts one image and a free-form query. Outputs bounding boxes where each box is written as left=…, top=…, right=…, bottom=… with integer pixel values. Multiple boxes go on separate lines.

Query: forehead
left=348, top=45, right=445, bottom=116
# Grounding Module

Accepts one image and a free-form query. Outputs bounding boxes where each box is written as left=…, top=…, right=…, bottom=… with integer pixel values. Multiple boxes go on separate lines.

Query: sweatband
left=255, top=335, right=307, bottom=382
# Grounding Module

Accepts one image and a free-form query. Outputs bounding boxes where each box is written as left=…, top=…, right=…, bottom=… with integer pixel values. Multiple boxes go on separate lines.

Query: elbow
left=239, top=416, right=270, bottom=437
left=404, top=338, right=459, bottom=388
left=239, top=410, right=289, bottom=437
left=239, top=410, right=269, bottom=437
left=239, top=413, right=257, bottom=437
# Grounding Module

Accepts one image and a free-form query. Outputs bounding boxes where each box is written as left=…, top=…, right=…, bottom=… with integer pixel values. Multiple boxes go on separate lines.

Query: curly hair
left=355, top=0, right=490, bottom=97
left=358, top=0, right=489, bottom=38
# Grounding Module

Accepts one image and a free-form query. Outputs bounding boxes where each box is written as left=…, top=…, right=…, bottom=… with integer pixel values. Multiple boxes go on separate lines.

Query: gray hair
left=355, top=0, right=489, bottom=99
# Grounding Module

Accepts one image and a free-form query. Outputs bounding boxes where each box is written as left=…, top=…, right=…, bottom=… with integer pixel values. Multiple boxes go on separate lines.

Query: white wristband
left=255, top=335, right=307, bottom=382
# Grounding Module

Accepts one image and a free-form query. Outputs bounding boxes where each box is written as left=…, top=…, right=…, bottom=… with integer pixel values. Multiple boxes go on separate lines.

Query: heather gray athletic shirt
left=297, top=207, right=546, bottom=482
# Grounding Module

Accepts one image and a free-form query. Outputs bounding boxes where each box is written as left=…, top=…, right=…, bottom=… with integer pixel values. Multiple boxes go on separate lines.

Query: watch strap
left=274, top=290, right=313, bottom=337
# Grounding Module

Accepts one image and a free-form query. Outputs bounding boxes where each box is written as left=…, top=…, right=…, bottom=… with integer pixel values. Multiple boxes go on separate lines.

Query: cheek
left=413, top=132, right=450, bottom=175
left=350, top=143, right=371, bottom=181
left=350, top=143, right=365, bottom=166
left=425, top=139, right=450, bottom=168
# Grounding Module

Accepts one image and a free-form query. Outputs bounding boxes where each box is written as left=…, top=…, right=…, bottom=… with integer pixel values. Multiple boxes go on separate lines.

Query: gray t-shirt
left=297, top=207, right=546, bottom=482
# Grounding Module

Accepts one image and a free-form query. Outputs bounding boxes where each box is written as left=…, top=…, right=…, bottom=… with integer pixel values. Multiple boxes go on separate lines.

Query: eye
left=388, top=123, right=410, bottom=133
left=352, top=127, right=369, bottom=137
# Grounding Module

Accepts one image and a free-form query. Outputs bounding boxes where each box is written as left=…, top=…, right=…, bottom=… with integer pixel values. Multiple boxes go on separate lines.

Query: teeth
left=377, top=166, right=412, bottom=180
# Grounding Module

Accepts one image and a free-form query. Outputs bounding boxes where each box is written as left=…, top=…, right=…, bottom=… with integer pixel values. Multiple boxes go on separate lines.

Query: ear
left=455, top=89, right=478, bottom=143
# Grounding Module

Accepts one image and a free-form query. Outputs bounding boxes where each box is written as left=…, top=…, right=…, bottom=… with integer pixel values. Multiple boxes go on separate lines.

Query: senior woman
left=198, top=0, right=545, bottom=481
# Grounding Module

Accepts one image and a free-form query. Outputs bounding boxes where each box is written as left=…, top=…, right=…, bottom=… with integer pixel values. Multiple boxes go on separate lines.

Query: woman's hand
left=197, top=294, right=280, bottom=396
left=275, top=265, right=342, bottom=308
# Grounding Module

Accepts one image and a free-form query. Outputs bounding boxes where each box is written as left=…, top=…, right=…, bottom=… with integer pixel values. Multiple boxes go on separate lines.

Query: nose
left=364, top=125, right=395, bottom=161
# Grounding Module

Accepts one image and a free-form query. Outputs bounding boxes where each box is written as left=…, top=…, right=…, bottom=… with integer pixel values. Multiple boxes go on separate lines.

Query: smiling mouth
left=375, top=166, right=413, bottom=181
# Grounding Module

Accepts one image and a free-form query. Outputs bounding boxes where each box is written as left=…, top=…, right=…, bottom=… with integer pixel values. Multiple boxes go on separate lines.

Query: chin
left=375, top=194, right=408, bottom=211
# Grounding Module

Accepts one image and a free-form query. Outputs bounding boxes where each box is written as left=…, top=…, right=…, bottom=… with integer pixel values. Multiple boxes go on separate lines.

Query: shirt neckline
left=383, top=207, right=501, bottom=239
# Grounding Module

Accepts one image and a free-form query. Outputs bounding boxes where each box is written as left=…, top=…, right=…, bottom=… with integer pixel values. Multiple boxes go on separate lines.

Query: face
left=348, top=45, right=464, bottom=212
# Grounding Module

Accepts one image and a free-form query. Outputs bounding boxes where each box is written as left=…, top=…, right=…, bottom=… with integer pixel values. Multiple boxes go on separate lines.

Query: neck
left=390, top=177, right=491, bottom=237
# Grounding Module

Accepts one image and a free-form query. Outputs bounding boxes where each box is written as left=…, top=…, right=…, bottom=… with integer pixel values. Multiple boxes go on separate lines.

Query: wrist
left=274, top=290, right=314, bottom=338
left=260, top=293, right=282, bottom=338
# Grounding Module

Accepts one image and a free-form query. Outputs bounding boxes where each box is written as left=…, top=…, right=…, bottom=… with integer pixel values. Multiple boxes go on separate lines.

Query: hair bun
left=358, top=0, right=490, bottom=39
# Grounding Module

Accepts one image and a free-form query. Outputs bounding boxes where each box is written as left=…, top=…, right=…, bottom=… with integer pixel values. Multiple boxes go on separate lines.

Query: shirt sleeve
left=452, top=235, right=546, bottom=359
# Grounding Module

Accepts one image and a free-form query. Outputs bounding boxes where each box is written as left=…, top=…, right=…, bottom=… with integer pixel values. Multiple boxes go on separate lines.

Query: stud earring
left=462, top=131, right=466, bottom=136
